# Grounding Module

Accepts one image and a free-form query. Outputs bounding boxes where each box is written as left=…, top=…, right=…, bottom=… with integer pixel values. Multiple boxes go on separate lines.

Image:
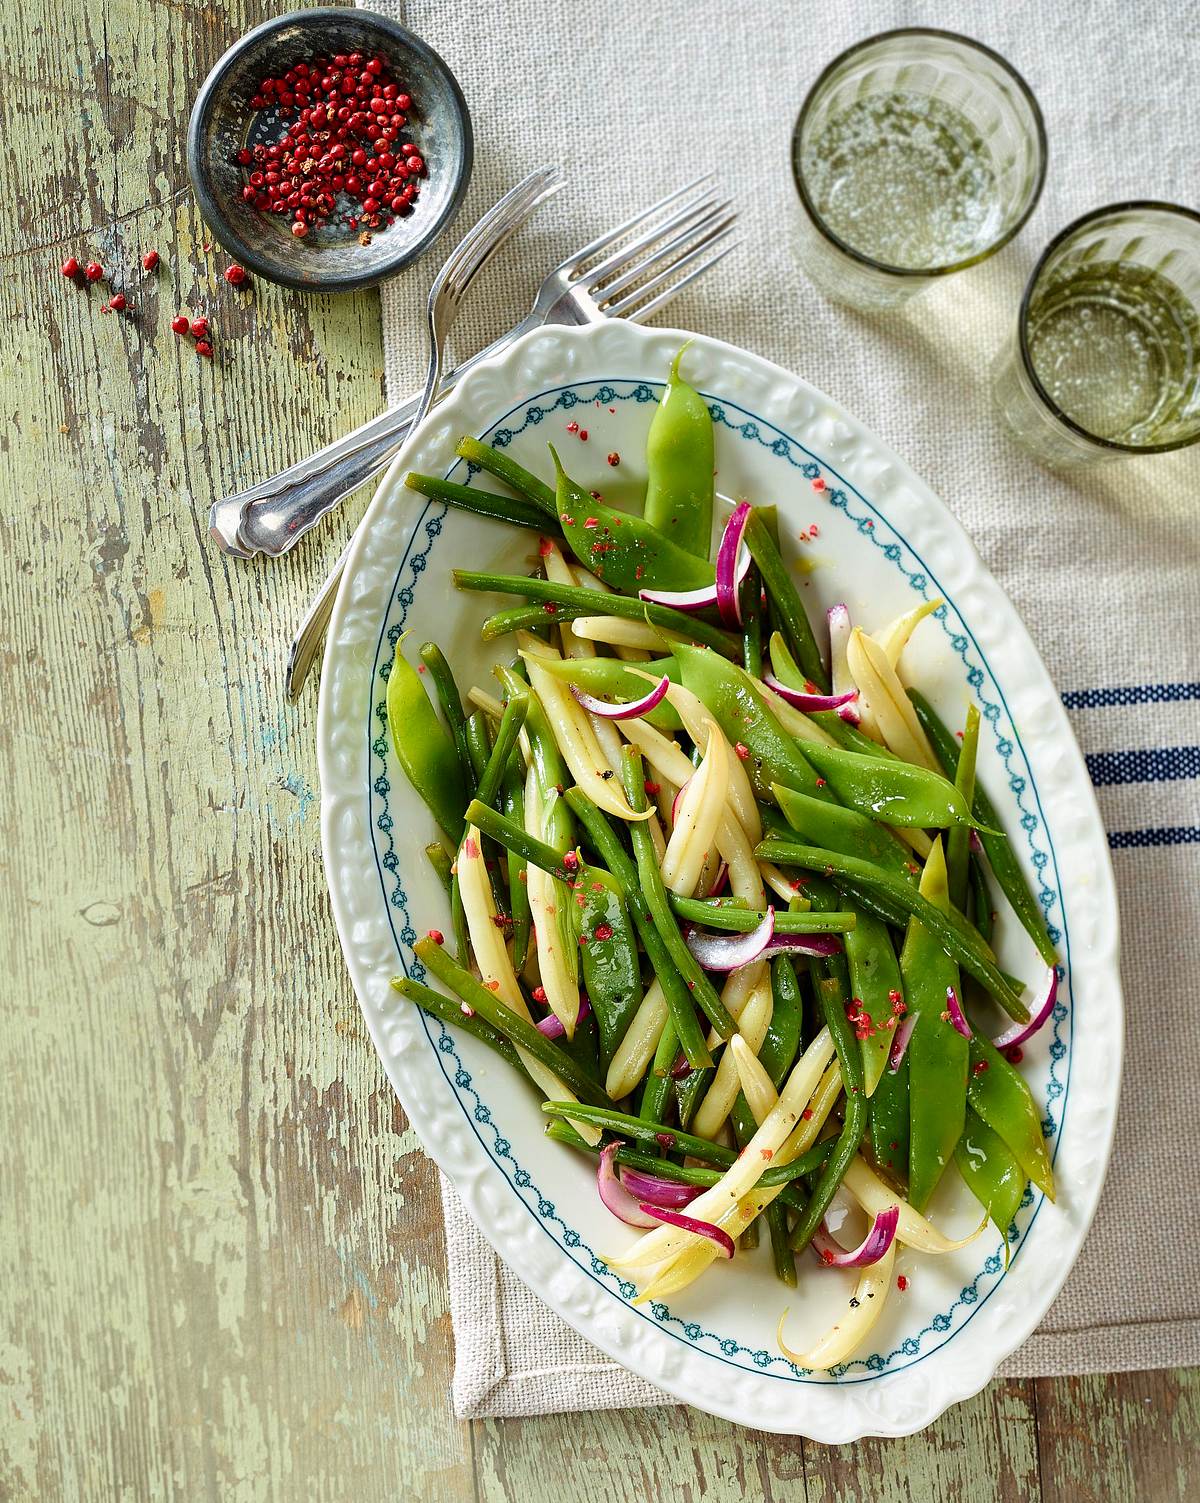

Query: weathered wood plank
left=0, top=0, right=471, bottom=1498
left=1034, top=1369, right=1200, bottom=1503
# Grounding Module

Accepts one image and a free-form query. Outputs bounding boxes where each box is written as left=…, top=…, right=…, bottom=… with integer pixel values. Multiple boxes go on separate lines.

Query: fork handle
left=214, top=310, right=543, bottom=558
left=285, top=537, right=354, bottom=701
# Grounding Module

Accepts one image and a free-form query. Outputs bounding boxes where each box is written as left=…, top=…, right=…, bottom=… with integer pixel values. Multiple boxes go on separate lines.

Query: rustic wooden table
left=2, top=2, right=1197, bottom=1498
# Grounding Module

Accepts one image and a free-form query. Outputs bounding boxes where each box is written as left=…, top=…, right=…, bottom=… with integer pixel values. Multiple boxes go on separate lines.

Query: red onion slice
left=826, top=604, right=861, bottom=724
left=944, top=985, right=972, bottom=1040
left=597, top=1142, right=660, bottom=1226
left=708, top=861, right=729, bottom=897
left=812, top=1205, right=900, bottom=1268
left=888, top=1010, right=920, bottom=1072
left=993, top=966, right=1059, bottom=1051
left=715, top=502, right=752, bottom=627
left=636, top=581, right=721, bottom=613
left=762, top=673, right=860, bottom=715
left=637, top=1203, right=736, bottom=1258
left=570, top=674, right=670, bottom=721
left=536, top=993, right=592, bottom=1040
left=685, top=907, right=775, bottom=971
left=762, top=931, right=843, bottom=958
left=619, top=1166, right=700, bottom=1209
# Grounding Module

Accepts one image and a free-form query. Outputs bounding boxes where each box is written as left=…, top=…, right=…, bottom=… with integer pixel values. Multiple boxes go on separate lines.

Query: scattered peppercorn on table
left=1, top=0, right=1196, bottom=1496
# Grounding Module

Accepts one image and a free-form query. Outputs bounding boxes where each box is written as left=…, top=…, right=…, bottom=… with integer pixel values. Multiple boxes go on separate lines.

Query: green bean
left=908, top=689, right=1058, bottom=967
left=969, top=854, right=994, bottom=944
left=740, top=562, right=764, bottom=678
left=755, top=838, right=1030, bottom=1023
left=743, top=509, right=828, bottom=690
left=621, top=750, right=737, bottom=1045
left=464, top=800, right=578, bottom=885
left=501, top=763, right=531, bottom=970
left=564, top=788, right=714, bottom=1073
left=947, top=703, right=980, bottom=908
left=788, top=880, right=869, bottom=1251
left=454, top=569, right=741, bottom=657
left=392, top=975, right=523, bottom=1071
left=424, top=841, right=453, bottom=898
left=668, top=894, right=857, bottom=933
left=419, top=642, right=477, bottom=799
left=455, top=436, right=558, bottom=516
left=474, top=691, right=528, bottom=809
left=639, top=1018, right=678, bottom=1124
left=405, top=471, right=561, bottom=534
left=414, top=938, right=610, bottom=1107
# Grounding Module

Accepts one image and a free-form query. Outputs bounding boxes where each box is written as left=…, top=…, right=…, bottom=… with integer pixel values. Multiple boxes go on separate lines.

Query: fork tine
left=439, top=168, right=564, bottom=290
left=575, top=190, right=725, bottom=291
left=597, top=203, right=737, bottom=306
left=552, top=174, right=715, bottom=274
left=621, top=240, right=741, bottom=324
left=605, top=219, right=738, bottom=319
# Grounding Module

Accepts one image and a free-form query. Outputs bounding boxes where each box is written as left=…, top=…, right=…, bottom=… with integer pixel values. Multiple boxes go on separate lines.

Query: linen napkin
left=361, top=0, right=1200, bottom=1415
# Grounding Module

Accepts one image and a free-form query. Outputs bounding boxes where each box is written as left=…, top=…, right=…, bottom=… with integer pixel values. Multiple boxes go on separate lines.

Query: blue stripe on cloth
left=1108, top=826, right=1200, bottom=850
left=1063, top=682, right=1200, bottom=709
left=1085, top=746, right=1200, bottom=786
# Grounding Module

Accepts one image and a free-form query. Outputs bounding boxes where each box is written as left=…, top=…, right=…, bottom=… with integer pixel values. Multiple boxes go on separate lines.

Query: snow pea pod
left=577, top=865, right=643, bottom=1071
left=908, top=688, right=1058, bottom=968
left=754, top=838, right=1030, bottom=1022
left=844, top=909, right=904, bottom=1096
left=870, top=1047, right=909, bottom=1186
left=967, top=1034, right=1055, bottom=1200
left=763, top=953, right=806, bottom=1086
left=672, top=643, right=832, bottom=800
left=405, top=471, right=560, bottom=534
left=386, top=636, right=466, bottom=844
left=795, top=741, right=981, bottom=828
left=902, top=840, right=968, bottom=1211
left=743, top=509, right=828, bottom=690
left=954, top=1105, right=1027, bottom=1238
left=550, top=444, right=713, bottom=593
left=564, top=787, right=714, bottom=1071
left=772, top=783, right=916, bottom=884
left=455, top=570, right=741, bottom=657
left=454, top=436, right=557, bottom=516
left=644, top=343, right=714, bottom=558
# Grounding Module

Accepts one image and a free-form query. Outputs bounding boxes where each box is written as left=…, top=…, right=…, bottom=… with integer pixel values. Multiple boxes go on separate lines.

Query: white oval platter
left=317, top=321, right=1121, bottom=1440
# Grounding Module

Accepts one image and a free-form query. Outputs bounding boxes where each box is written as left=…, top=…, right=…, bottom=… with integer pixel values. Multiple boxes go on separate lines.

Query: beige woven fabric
left=361, top=0, right=1200, bottom=1416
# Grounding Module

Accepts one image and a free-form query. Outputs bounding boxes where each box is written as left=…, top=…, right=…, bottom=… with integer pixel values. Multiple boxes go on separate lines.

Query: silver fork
left=212, top=177, right=737, bottom=559
left=284, top=168, right=564, bottom=699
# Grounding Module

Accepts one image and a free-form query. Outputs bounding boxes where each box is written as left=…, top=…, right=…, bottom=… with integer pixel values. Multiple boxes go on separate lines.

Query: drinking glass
left=992, top=201, right=1200, bottom=466
left=791, top=29, right=1047, bottom=310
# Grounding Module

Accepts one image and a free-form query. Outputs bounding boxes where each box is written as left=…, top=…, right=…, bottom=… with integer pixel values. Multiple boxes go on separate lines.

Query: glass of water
left=791, top=29, right=1047, bottom=310
left=992, top=202, right=1200, bottom=466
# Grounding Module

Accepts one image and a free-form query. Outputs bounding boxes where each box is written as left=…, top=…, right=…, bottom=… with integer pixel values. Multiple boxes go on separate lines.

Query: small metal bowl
left=187, top=8, right=473, bottom=292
